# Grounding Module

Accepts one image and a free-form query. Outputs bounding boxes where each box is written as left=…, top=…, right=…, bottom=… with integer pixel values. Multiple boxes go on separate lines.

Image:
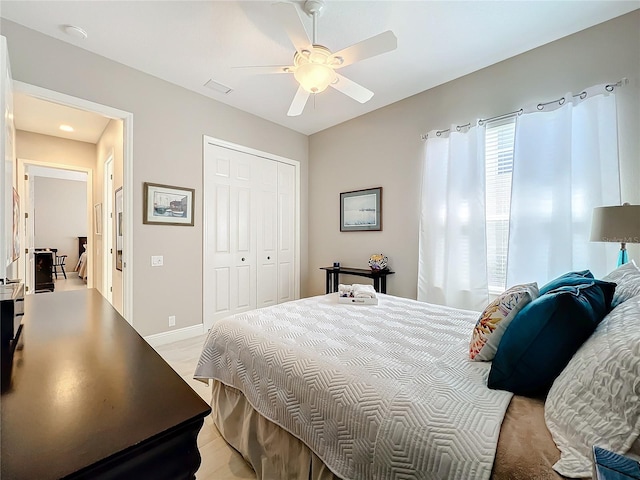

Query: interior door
left=256, top=159, right=278, bottom=308
left=204, top=142, right=257, bottom=329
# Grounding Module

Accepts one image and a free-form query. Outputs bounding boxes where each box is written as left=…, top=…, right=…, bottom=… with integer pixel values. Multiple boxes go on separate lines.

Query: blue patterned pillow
left=469, top=283, right=539, bottom=361
left=488, top=279, right=616, bottom=396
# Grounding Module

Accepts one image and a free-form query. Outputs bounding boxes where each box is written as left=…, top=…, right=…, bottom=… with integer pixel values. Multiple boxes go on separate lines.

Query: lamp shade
left=590, top=204, right=640, bottom=243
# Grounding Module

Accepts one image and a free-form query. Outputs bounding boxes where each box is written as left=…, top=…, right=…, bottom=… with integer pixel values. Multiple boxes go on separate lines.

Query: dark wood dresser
left=34, top=250, right=55, bottom=292
left=1, top=289, right=211, bottom=480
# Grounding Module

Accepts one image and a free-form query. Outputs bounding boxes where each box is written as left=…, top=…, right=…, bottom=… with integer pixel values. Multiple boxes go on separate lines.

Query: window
left=485, top=119, right=516, bottom=292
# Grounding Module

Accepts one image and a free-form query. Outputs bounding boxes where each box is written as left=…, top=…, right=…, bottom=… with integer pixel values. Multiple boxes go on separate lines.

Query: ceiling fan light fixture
left=294, top=63, right=336, bottom=94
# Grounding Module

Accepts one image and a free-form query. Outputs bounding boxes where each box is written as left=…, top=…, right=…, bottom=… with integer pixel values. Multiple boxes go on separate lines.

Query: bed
left=195, top=287, right=640, bottom=480
left=75, top=249, right=87, bottom=280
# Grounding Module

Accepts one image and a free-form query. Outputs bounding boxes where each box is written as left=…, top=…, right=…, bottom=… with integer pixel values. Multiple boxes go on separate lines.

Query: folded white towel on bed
left=338, top=284, right=353, bottom=297
left=353, top=284, right=377, bottom=299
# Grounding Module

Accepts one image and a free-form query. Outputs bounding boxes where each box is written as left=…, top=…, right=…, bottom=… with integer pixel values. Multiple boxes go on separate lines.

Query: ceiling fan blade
left=287, top=85, right=310, bottom=116
left=232, top=65, right=292, bottom=75
left=331, top=31, right=397, bottom=68
left=273, top=2, right=312, bottom=55
left=330, top=73, right=374, bottom=103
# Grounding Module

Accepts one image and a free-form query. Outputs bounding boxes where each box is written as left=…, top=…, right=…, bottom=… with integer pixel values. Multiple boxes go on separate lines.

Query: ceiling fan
left=237, top=0, right=397, bottom=116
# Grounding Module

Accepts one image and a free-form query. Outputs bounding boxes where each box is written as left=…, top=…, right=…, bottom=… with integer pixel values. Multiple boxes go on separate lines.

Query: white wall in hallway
left=33, top=176, right=87, bottom=268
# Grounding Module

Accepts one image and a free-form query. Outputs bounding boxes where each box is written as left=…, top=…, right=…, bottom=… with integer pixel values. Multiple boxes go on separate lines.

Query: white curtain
left=506, top=88, right=620, bottom=286
left=418, top=125, right=489, bottom=311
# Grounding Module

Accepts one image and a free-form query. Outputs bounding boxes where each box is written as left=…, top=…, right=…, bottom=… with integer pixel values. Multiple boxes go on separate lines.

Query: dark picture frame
left=340, top=187, right=382, bottom=232
left=143, top=182, right=195, bottom=226
left=115, top=187, right=123, bottom=271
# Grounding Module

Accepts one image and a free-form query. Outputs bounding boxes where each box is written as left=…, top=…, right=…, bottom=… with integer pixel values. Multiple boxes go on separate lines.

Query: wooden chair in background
left=53, top=255, right=68, bottom=279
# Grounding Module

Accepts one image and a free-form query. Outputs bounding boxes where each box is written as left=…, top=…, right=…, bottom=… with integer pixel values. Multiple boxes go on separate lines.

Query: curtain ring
left=605, top=84, right=615, bottom=92
left=579, top=91, right=587, bottom=99
left=537, top=103, right=545, bottom=111
left=436, top=130, right=442, bottom=137
left=517, top=109, right=523, bottom=116
left=559, top=97, right=566, bottom=105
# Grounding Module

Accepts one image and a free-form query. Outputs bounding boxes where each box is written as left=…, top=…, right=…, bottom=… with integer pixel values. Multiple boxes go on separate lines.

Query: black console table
left=1, top=289, right=211, bottom=480
left=320, top=266, right=395, bottom=294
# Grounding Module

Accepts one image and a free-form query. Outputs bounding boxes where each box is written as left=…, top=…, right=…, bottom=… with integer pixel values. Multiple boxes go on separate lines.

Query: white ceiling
left=2, top=1, right=637, bottom=135
left=14, top=92, right=110, bottom=143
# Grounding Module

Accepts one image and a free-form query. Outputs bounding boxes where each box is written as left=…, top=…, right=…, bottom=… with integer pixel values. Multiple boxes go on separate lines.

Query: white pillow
left=602, top=259, right=640, bottom=307
left=468, top=282, right=538, bottom=361
left=544, top=296, right=640, bottom=478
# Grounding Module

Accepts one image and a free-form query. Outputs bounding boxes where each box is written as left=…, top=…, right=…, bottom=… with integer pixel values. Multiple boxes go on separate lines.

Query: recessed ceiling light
left=63, top=25, right=88, bottom=40
left=59, top=125, right=74, bottom=132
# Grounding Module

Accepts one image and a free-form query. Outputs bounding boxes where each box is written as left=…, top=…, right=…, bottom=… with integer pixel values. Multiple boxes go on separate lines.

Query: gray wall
left=308, top=11, right=640, bottom=298
left=2, top=19, right=309, bottom=337
left=4, top=11, right=638, bottom=332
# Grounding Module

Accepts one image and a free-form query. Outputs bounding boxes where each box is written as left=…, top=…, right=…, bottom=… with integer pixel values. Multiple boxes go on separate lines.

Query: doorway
left=20, top=162, right=91, bottom=293
left=13, top=81, right=134, bottom=322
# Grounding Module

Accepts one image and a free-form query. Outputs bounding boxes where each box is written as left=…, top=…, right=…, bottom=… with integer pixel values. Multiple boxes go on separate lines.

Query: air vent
left=204, top=79, right=233, bottom=95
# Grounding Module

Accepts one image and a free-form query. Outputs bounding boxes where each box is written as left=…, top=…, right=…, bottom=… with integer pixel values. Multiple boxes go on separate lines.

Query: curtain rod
left=420, top=78, right=627, bottom=141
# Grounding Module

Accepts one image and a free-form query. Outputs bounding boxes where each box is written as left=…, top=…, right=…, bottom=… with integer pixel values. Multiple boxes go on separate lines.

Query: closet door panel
left=213, top=267, right=230, bottom=314
left=214, top=185, right=230, bottom=252
left=236, top=187, right=252, bottom=253
left=204, top=143, right=257, bottom=326
left=257, top=160, right=278, bottom=308
left=230, top=153, right=256, bottom=315
left=277, top=162, right=296, bottom=303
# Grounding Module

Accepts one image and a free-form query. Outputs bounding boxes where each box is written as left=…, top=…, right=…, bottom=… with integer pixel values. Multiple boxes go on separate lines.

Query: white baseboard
left=144, top=323, right=206, bottom=348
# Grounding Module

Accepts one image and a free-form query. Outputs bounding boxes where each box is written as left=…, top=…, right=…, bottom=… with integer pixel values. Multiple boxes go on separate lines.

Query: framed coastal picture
left=143, top=182, right=195, bottom=226
left=340, top=187, right=382, bottom=232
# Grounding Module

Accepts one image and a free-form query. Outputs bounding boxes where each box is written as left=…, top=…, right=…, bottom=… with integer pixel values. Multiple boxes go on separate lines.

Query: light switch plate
left=151, top=255, right=163, bottom=267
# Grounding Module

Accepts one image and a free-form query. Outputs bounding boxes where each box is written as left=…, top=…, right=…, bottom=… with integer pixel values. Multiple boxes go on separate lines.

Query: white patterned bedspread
left=195, top=294, right=513, bottom=480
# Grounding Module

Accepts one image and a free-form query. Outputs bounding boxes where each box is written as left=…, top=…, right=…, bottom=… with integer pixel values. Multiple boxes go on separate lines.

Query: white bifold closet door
left=277, top=161, right=295, bottom=304
left=204, top=141, right=296, bottom=327
left=256, top=159, right=277, bottom=307
left=205, top=145, right=257, bottom=321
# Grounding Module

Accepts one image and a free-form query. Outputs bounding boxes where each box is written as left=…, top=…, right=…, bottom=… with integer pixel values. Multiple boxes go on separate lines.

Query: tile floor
left=52, top=271, right=87, bottom=292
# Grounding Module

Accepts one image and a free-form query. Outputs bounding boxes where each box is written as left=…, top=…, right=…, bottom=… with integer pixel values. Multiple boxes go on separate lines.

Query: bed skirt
left=210, top=380, right=585, bottom=480
left=212, top=379, right=339, bottom=480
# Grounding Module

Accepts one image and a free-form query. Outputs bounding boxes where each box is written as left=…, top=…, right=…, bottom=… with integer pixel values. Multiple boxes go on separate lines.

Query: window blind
left=485, top=119, right=515, bottom=292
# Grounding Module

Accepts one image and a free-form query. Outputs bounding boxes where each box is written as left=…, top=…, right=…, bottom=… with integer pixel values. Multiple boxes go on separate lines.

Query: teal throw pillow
left=487, top=280, right=616, bottom=397
left=539, top=270, right=594, bottom=295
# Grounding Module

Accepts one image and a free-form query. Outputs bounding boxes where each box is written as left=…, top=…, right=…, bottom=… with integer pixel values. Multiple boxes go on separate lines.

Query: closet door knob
left=241, top=257, right=245, bottom=262
left=267, top=256, right=271, bottom=260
